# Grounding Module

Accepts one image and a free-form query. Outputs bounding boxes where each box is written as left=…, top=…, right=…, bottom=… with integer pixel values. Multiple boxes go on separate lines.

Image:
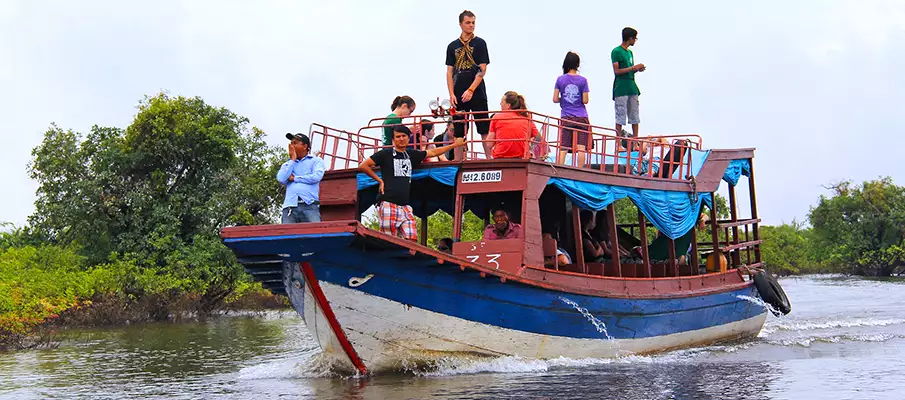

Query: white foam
left=766, top=333, right=899, bottom=347
left=762, top=318, right=905, bottom=335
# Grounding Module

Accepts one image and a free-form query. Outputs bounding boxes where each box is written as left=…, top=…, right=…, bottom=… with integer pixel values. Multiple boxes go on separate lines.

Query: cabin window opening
left=455, top=190, right=523, bottom=242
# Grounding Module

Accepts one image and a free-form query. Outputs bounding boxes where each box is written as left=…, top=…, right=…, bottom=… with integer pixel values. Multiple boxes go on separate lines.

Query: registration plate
left=461, top=170, right=502, bottom=183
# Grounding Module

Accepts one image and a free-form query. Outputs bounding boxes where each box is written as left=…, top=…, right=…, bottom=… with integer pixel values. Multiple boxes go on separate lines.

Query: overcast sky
left=1, top=0, right=903, bottom=226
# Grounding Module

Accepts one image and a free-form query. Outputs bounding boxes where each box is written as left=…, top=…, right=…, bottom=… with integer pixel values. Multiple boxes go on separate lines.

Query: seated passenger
left=580, top=210, right=606, bottom=261
left=542, top=232, right=572, bottom=267
left=436, top=237, right=453, bottom=253
left=487, top=91, right=539, bottom=159
left=483, top=209, right=522, bottom=240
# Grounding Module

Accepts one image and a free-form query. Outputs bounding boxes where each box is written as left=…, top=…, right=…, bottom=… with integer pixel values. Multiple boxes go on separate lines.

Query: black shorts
left=452, top=97, right=490, bottom=138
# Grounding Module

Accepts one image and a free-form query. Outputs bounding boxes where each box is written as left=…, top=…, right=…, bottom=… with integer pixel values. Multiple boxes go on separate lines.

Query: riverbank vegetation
left=1, top=93, right=288, bottom=350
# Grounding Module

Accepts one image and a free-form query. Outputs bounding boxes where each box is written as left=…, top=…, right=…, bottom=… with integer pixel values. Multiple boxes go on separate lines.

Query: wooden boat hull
left=224, top=223, right=767, bottom=373
left=299, top=277, right=766, bottom=372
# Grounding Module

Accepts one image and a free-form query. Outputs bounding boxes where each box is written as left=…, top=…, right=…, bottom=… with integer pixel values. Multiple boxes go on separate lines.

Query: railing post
left=690, top=224, right=699, bottom=275
left=607, top=204, right=621, bottom=277
left=728, top=184, right=741, bottom=267
left=639, top=210, right=651, bottom=278
left=419, top=197, right=428, bottom=247
left=571, top=201, right=586, bottom=273
left=710, top=193, right=720, bottom=262
left=747, top=160, right=761, bottom=263
left=667, top=237, right=678, bottom=277
left=453, top=194, right=464, bottom=242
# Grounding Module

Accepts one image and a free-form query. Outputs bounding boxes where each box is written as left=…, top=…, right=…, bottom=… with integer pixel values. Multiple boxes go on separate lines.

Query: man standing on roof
left=446, top=9, right=490, bottom=160
left=277, top=133, right=326, bottom=223
left=359, top=126, right=466, bottom=241
left=612, top=27, right=646, bottom=139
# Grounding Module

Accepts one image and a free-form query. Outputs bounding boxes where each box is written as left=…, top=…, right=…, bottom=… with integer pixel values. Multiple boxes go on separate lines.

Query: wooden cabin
left=307, top=110, right=762, bottom=281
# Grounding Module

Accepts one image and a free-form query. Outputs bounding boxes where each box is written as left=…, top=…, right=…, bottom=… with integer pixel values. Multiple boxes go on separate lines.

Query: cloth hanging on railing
left=547, top=178, right=713, bottom=240
left=722, top=159, right=751, bottom=186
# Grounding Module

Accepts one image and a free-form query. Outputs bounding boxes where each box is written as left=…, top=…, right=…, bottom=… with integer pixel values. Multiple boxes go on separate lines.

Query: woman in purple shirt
left=553, top=51, right=591, bottom=167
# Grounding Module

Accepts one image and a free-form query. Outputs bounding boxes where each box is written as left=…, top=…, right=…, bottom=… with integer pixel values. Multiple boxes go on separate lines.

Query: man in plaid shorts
left=359, top=125, right=465, bottom=241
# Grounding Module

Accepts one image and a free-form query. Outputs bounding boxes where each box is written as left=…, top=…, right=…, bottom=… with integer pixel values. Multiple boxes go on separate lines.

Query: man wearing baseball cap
left=277, top=133, right=326, bottom=223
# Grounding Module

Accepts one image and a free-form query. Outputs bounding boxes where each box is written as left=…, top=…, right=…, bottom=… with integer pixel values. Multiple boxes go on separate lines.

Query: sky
left=1, top=0, right=903, bottom=226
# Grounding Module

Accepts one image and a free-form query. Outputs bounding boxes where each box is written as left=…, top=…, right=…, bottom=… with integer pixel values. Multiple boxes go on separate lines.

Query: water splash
left=736, top=294, right=781, bottom=316
left=558, top=297, right=614, bottom=340
left=765, top=318, right=905, bottom=334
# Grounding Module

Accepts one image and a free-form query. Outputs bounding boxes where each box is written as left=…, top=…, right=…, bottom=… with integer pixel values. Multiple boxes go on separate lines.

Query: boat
left=220, top=108, right=791, bottom=374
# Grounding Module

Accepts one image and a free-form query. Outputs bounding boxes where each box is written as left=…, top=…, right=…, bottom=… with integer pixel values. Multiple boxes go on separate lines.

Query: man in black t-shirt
left=359, top=125, right=465, bottom=241
left=446, top=9, right=490, bottom=160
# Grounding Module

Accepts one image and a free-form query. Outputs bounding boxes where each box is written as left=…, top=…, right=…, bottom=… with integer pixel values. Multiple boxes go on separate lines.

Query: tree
left=759, top=220, right=815, bottom=275
left=27, top=93, right=284, bottom=300
left=808, top=178, right=905, bottom=276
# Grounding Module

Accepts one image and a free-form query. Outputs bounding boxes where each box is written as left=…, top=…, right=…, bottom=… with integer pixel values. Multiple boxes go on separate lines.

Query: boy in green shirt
left=611, top=27, right=646, bottom=139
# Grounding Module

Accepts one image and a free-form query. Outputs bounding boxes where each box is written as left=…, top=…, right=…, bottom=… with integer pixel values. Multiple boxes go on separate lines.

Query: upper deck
left=307, top=109, right=752, bottom=194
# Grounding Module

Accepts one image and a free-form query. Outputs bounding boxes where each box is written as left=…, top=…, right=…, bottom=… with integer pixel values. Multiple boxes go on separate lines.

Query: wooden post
left=744, top=225, right=751, bottom=264
left=571, top=201, right=586, bottom=273
left=728, top=184, right=740, bottom=267
left=453, top=194, right=463, bottom=242
left=607, top=204, right=621, bottom=277
left=638, top=210, right=651, bottom=278
left=691, top=224, right=699, bottom=275
left=419, top=199, right=429, bottom=246
left=710, top=193, right=720, bottom=259
left=747, top=160, right=761, bottom=263
left=667, top=237, right=678, bottom=277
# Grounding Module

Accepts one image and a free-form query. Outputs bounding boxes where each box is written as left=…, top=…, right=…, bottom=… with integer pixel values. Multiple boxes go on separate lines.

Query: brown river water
left=1, top=275, right=904, bottom=399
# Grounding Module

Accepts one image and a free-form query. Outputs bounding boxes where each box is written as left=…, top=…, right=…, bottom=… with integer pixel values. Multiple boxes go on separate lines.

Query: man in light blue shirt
left=277, top=133, right=326, bottom=223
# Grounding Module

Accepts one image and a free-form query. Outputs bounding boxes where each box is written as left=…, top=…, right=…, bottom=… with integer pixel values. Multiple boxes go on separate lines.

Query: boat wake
left=236, top=316, right=905, bottom=379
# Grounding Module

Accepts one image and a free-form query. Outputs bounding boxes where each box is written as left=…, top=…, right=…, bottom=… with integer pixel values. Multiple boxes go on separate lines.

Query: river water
left=1, top=275, right=904, bottom=399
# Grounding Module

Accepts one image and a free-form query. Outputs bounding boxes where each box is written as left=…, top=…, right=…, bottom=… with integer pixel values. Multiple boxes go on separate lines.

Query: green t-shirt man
left=382, top=113, right=403, bottom=145
left=611, top=46, right=641, bottom=100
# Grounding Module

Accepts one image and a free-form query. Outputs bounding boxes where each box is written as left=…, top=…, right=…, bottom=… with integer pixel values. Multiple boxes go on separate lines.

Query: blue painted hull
left=227, top=232, right=766, bottom=342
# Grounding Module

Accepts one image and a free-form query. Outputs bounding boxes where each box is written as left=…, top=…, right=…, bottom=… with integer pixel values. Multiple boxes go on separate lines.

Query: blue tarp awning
left=547, top=178, right=713, bottom=239
left=356, top=167, right=459, bottom=218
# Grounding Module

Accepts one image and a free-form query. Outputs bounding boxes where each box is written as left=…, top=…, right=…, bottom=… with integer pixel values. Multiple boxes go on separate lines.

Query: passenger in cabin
left=436, top=238, right=454, bottom=253
left=553, top=51, right=591, bottom=167
left=382, top=96, right=416, bottom=146
left=580, top=210, right=606, bottom=261
left=277, top=133, right=326, bottom=223
left=483, top=209, right=522, bottom=240
left=431, top=124, right=456, bottom=161
left=542, top=232, right=572, bottom=267
left=447, top=9, right=491, bottom=160
left=359, top=126, right=465, bottom=241
left=487, top=91, right=540, bottom=159
left=612, top=27, right=645, bottom=140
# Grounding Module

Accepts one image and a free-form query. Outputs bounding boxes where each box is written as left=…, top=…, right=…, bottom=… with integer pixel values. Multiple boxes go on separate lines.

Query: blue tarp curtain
left=722, top=159, right=751, bottom=187
left=356, top=167, right=458, bottom=191
left=356, top=167, right=460, bottom=218
left=547, top=177, right=712, bottom=239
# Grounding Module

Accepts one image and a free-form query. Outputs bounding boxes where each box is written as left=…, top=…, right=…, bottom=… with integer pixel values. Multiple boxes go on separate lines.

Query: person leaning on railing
left=358, top=126, right=465, bottom=242
left=486, top=91, right=540, bottom=159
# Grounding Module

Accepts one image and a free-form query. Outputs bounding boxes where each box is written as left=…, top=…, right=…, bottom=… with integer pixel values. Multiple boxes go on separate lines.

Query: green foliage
left=808, top=178, right=905, bottom=276
left=4, top=93, right=286, bottom=340
left=759, top=221, right=821, bottom=275
left=0, top=245, right=98, bottom=336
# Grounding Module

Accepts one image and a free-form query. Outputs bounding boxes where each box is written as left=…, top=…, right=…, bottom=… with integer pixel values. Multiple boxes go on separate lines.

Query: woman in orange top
left=488, top=91, right=540, bottom=159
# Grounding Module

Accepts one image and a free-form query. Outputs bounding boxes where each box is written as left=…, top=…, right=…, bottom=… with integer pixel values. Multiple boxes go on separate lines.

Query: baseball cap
left=285, top=132, right=311, bottom=146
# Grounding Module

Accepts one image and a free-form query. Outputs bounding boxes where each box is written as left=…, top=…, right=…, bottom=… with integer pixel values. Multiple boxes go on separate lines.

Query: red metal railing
left=309, top=110, right=703, bottom=182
